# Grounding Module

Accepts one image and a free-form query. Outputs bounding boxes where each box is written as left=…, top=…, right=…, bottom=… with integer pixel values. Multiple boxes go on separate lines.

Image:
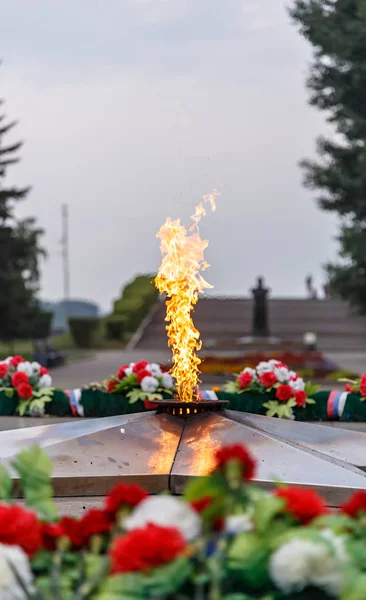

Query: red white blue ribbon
left=198, top=390, right=218, bottom=400
left=65, top=389, right=84, bottom=417
left=327, top=390, right=349, bottom=420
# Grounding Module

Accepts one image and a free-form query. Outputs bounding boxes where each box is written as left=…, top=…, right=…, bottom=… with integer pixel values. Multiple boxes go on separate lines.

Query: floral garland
left=224, top=358, right=318, bottom=418
left=0, top=442, right=365, bottom=598
left=341, top=372, right=366, bottom=400
left=105, top=360, right=175, bottom=407
left=0, top=355, right=54, bottom=416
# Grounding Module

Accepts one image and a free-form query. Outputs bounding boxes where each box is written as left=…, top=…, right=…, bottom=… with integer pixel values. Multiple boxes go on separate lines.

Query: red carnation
left=110, top=523, right=186, bottom=573
left=276, top=384, right=293, bottom=402
left=144, top=398, right=158, bottom=410
left=58, top=516, right=83, bottom=548
left=40, top=366, right=49, bottom=376
left=360, top=374, right=366, bottom=398
left=108, top=379, right=118, bottom=392
left=238, top=372, right=253, bottom=390
left=105, top=482, right=148, bottom=517
left=191, top=496, right=223, bottom=531
left=215, top=443, right=256, bottom=480
left=341, top=490, right=366, bottom=518
left=294, top=390, right=307, bottom=407
left=345, top=383, right=354, bottom=392
left=132, top=361, right=149, bottom=373
left=117, top=365, right=129, bottom=380
left=9, top=355, right=25, bottom=368
left=78, top=508, right=111, bottom=544
left=17, top=383, right=33, bottom=400
left=0, top=363, right=8, bottom=378
left=137, top=369, right=152, bottom=384
left=259, top=371, right=277, bottom=388
left=0, top=504, right=42, bottom=557
left=41, top=521, right=65, bottom=551
left=275, top=487, right=328, bottom=524
left=11, top=371, right=29, bottom=387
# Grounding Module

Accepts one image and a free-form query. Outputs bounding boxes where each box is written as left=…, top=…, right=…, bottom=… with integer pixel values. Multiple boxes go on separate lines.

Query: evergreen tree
left=0, top=96, right=44, bottom=345
left=290, top=0, right=366, bottom=312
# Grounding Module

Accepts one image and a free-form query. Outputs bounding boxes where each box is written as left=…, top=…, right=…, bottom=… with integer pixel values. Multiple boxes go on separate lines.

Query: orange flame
left=155, top=189, right=220, bottom=402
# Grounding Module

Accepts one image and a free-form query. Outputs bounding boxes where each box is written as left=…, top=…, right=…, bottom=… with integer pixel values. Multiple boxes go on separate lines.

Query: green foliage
left=290, top=0, right=366, bottom=313
left=105, top=316, right=127, bottom=341
left=108, top=274, right=158, bottom=336
left=17, top=386, right=54, bottom=416
left=0, top=95, right=44, bottom=343
left=0, top=464, right=12, bottom=500
left=68, top=317, right=100, bottom=348
left=11, top=444, right=58, bottom=520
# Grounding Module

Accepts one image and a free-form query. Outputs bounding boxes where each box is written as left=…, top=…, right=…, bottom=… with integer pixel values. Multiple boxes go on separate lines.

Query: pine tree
left=290, top=0, right=366, bottom=312
left=0, top=96, right=44, bottom=345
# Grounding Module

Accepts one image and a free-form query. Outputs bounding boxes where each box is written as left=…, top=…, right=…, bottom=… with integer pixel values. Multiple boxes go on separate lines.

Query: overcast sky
left=1, top=0, right=338, bottom=311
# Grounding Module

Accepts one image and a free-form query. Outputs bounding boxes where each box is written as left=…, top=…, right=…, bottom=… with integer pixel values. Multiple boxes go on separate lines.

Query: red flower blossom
left=276, top=384, right=293, bottom=402
left=259, top=371, right=277, bottom=388
left=0, top=504, right=42, bottom=557
left=238, top=372, right=253, bottom=390
left=191, top=496, right=223, bottom=531
left=137, top=369, right=152, bottom=384
left=117, top=365, right=129, bottom=380
left=144, top=399, right=158, bottom=410
left=17, top=383, right=33, bottom=400
left=9, top=355, right=25, bottom=368
left=275, top=487, right=328, bottom=524
left=58, top=516, right=83, bottom=548
left=110, top=523, right=186, bottom=573
left=360, top=374, right=366, bottom=398
left=215, top=444, right=256, bottom=480
left=132, top=361, right=149, bottom=373
left=105, top=483, right=148, bottom=517
left=0, top=363, right=8, bottom=378
left=11, top=371, right=29, bottom=387
left=108, top=379, right=118, bottom=392
left=294, top=390, right=307, bottom=407
left=40, top=366, right=49, bottom=375
left=78, top=508, right=111, bottom=544
left=341, top=490, right=366, bottom=518
left=41, top=522, right=65, bottom=551
left=345, top=383, right=354, bottom=392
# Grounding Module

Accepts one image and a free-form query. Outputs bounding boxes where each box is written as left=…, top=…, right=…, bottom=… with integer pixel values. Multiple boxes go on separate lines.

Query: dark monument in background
left=251, top=277, right=270, bottom=337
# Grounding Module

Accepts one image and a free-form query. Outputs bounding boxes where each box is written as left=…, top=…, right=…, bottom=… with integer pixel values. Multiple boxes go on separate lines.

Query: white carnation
left=129, top=362, right=135, bottom=368
left=124, top=496, right=201, bottom=541
left=0, top=543, right=34, bottom=600
left=289, top=378, right=306, bottom=392
left=274, top=366, right=290, bottom=383
left=124, top=367, right=133, bottom=376
left=225, top=513, right=254, bottom=535
left=31, top=362, right=41, bottom=373
left=16, top=362, right=33, bottom=377
left=4, top=357, right=12, bottom=365
left=39, top=374, right=52, bottom=388
left=256, top=362, right=273, bottom=375
left=149, top=363, right=163, bottom=378
left=241, top=367, right=256, bottom=378
left=161, top=373, right=174, bottom=389
left=270, top=532, right=348, bottom=597
left=140, top=376, right=159, bottom=393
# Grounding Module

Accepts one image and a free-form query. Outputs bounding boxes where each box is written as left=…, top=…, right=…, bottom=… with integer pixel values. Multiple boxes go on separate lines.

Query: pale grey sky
left=1, top=0, right=337, bottom=311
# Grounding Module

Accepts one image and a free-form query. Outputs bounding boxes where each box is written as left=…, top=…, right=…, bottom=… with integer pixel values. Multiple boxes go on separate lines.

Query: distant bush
left=68, top=317, right=100, bottom=348
left=109, top=274, right=159, bottom=335
left=105, top=316, right=127, bottom=341
left=31, top=311, right=53, bottom=340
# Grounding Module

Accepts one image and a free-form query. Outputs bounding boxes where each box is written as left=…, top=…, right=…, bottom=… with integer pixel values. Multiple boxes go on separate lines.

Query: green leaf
left=0, top=464, right=12, bottom=500
left=0, top=387, right=15, bottom=398
left=183, top=475, right=223, bottom=502
left=11, top=445, right=58, bottom=521
left=142, top=556, right=192, bottom=596
left=263, top=400, right=279, bottom=418
left=17, top=400, right=30, bottom=417
left=304, top=381, right=320, bottom=397
left=306, top=397, right=316, bottom=404
left=341, top=570, right=366, bottom=600
left=223, top=381, right=239, bottom=393
left=95, top=573, right=145, bottom=600
left=252, top=495, right=285, bottom=533
left=227, top=531, right=271, bottom=589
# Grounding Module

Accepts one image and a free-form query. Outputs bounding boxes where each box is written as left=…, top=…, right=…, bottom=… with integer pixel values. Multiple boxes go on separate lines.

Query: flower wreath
left=0, top=355, right=54, bottom=416
left=341, top=373, right=366, bottom=400
left=104, top=360, right=175, bottom=407
left=224, top=359, right=318, bottom=418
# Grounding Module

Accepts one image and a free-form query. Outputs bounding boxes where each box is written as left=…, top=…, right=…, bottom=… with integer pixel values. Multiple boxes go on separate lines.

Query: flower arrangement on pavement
left=105, top=360, right=175, bottom=407
left=341, top=372, right=366, bottom=400
left=0, top=355, right=53, bottom=416
left=0, top=442, right=365, bottom=599
left=224, top=358, right=318, bottom=418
